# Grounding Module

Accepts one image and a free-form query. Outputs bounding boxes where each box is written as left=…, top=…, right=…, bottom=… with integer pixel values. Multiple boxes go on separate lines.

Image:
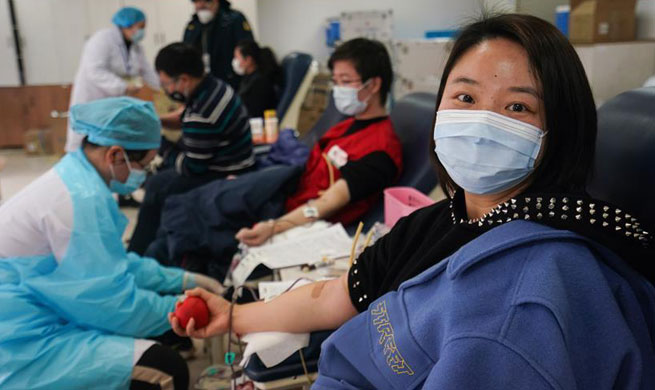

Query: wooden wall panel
left=0, top=85, right=71, bottom=148
left=0, top=84, right=163, bottom=150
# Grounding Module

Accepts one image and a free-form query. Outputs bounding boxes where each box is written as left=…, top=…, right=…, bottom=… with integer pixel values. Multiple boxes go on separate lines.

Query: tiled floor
left=0, top=149, right=58, bottom=201
left=0, top=148, right=211, bottom=388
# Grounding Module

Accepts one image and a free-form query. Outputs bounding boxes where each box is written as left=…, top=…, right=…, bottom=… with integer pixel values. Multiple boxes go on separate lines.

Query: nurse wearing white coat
left=65, top=7, right=160, bottom=152
left=0, top=97, right=222, bottom=390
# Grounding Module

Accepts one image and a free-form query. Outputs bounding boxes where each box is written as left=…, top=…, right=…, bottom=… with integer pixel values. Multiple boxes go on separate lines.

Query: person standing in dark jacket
left=232, top=39, right=281, bottom=118
left=183, top=0, right=254, bottom=89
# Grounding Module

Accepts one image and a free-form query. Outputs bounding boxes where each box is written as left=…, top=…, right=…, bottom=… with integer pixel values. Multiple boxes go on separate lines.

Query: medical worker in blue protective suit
left=0, top=97, right=223, bottom=390
left=170, top=14, right=655, bottom=390
left=66, top=7, right=161, bottom=152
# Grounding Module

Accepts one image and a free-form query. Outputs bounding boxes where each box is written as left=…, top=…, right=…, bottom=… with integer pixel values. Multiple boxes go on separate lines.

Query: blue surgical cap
left=70, top=97, right=161, bottom=150
left=112, top=7, right=146, bottom=28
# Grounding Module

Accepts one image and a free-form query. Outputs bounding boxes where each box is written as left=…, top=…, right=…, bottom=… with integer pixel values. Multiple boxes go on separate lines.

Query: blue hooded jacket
left=315, top=221, right=655, bottom=389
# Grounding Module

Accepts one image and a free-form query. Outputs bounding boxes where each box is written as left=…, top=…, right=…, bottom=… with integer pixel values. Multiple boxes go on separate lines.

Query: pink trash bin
left=384, top=187, right=435, bottom=227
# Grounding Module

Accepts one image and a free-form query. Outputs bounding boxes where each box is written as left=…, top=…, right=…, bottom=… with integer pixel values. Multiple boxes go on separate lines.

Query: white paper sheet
left=239, top=280, right=312, bottom=368
left=253, top=224, right=352, bottom=269
left=240, top=331, right=310, bottom=368
left=229, top=223, right=353, bottom=286
left=229, top=251, right=264, bottom=288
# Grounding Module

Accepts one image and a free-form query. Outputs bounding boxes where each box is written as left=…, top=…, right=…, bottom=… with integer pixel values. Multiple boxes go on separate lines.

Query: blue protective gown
left=314, top=221, right=655, bottom=389
left=0, top=150, right=185, bottom=390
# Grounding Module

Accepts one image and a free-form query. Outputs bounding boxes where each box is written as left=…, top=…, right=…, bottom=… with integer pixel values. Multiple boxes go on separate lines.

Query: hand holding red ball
left=169, top=288, right=231, bottom=338
left=174, top=296, right=210, bottom=329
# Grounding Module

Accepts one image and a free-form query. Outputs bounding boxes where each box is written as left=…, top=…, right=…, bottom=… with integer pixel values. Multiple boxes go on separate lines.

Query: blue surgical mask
left=433, top=109, right=546, bottom=195
left=333, top=80, right=370, bottom=116
left=130, top=28, right=145, bottom=43
left=109, top=150, right=147, bottom=195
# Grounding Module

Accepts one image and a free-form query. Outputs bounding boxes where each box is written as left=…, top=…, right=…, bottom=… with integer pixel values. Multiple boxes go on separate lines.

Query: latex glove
left=183, top=272, right=224, bottom=295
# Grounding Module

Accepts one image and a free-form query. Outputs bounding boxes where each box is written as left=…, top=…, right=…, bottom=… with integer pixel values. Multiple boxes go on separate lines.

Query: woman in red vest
left=236, top=38, right=403, bottom=246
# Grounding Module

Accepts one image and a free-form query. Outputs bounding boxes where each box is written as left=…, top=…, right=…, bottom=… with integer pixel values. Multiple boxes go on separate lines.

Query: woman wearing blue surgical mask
left=309, top=14, right=655, bottom=388
left=65, top=7, right=160, bottom=154
left=172, top=15, right=654, bottom=390
left=0, top=97, right=226, bottom=390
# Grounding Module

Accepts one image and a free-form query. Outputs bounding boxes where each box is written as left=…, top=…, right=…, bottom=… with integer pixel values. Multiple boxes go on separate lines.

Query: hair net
left=70, top=97, right=161, bottom=150
left=112, top=7, right=146, bottom=28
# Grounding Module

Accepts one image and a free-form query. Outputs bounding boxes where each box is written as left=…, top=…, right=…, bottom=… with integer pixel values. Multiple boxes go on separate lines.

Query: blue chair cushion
left=587, top=87, right=655, bottom=228
left=276, top=53, right=313, bottom=120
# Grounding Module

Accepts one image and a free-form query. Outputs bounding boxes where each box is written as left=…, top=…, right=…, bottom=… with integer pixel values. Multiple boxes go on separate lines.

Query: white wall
left=256, top=0, right=484, bottom=63
left=483, top=0, right=517, bottom=13
left=0, top=0, right=20, bottom=86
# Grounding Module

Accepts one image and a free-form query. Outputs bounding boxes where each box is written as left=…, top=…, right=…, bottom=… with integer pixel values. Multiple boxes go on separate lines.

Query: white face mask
left=197, top=9, right=215, bottom=24
left=232, top=58, right=245, bottom=76
left=332, top=80, right=371, bottom=116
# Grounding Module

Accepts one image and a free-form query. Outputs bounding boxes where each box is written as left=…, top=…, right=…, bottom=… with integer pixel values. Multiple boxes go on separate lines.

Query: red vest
left=286, top=118, right=403, bottom=225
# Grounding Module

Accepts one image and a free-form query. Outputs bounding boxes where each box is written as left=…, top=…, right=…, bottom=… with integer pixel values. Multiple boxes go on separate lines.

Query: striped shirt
left=178, top=75, right=254, bottom=176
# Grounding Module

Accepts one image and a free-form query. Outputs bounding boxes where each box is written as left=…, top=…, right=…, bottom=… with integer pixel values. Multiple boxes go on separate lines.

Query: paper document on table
left=229, top=252, right=263, bottom=288
left=252, top=224, right=353, bottom=269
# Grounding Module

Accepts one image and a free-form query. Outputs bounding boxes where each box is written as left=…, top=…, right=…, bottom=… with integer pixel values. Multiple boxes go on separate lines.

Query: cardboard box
left=297, top=108, right=325, bottom=136
left=296, top=73, right=331, bottom=136
left=294, top=73, right=331, bottom=136
left=570, top=0, right=637, bottom=43
left=24, top=129, right=55, bottom=155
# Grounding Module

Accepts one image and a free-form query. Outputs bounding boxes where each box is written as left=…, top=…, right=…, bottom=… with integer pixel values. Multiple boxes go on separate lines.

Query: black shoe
left=152, top=330, right=195, bottom=359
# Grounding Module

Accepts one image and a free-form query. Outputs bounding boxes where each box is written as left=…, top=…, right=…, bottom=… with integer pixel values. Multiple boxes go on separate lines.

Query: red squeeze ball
left=174, top=296, right=210, bottom=329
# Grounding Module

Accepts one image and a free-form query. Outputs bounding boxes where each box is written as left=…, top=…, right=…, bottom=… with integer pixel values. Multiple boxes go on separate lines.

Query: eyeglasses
left=122, top=152, right=156, bottom=174
left=329, top=78, right=363, bottom=89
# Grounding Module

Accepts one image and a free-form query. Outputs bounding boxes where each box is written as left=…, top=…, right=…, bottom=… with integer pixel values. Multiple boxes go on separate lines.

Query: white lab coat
left=66, top=26, right=160, bottom=152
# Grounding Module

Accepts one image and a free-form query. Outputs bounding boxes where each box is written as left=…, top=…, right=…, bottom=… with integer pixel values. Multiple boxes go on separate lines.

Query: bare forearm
left=273, top=179, right=351, bottom=235
left=232, top=276, right=357, bottom=334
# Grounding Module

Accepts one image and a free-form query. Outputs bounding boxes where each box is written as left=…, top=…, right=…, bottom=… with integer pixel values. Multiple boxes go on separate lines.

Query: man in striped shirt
left=128, top=42, right=254, bottom=255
